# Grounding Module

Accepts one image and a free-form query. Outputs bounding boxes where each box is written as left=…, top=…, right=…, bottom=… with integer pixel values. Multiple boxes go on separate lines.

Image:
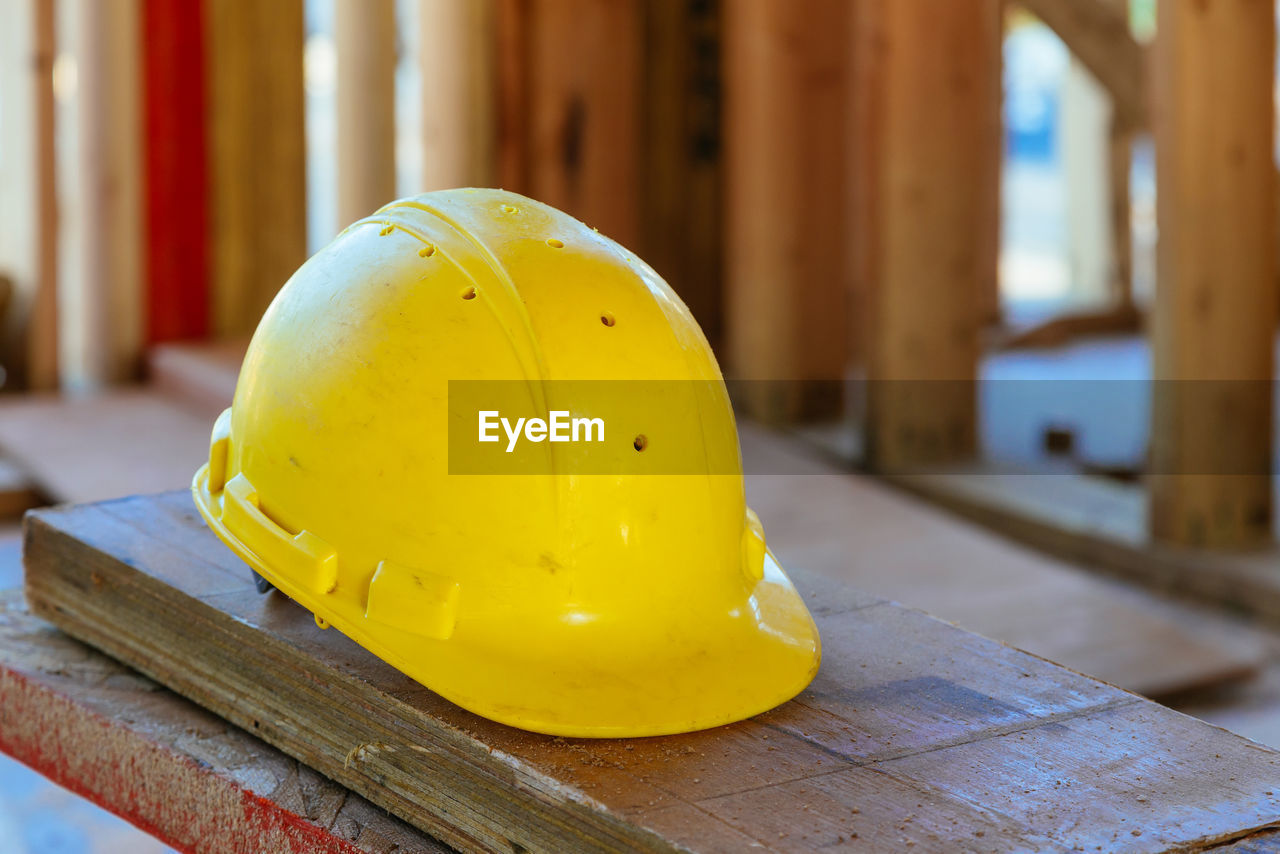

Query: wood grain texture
left=23, top=490, right=1280, bottom=852
left=336, top=0, right=398, bottom=228
left=206, top=0, right=307, bottom=337
left=1150, top=0, right=1277, bottom=547
left=722, top=0, right=850, bottom=423
left=0, top=591, right=450, bottom=854
left=1015, top=0, right=1148, bottom=131
left=856, top=0, right=1001, bottom=469
left=496, top=0, right=642, bottom=248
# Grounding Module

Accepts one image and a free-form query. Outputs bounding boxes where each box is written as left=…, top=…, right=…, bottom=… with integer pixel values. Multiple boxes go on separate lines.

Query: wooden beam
left=1108, top=120, right=1135, bottom=308
left=419, top=0, right=495, bottom=190
left=976, top=0, right=1005, bottom=328
left=722, top=0, right=850, bottom=423
left=857, top=0, right=1002, bottom=470
left=0, top=0, right=57, bottom=390
left=638, top=0, right=723, bottom=351
left=25, top=0, right=59, bottom=390
left=496, top=0, right=642, bottom=248
left=1150, top=0, right=1277, bottom=547
left=1016, top=0, right=1148, bottom=131
left=0, top=592, right=449, bottom=853
left=24, top=490, right=1280, bottom=851
left=143, top=0, right=211, bottom=344
left=206, top=0, right=307, bottom=338
left=73, top=0, right=143, bottom=386
left=336, top=0, right=397, bottom=227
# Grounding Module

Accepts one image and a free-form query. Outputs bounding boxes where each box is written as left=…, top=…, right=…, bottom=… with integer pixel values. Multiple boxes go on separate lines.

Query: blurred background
left=0, top=0, right=1278, bottom=850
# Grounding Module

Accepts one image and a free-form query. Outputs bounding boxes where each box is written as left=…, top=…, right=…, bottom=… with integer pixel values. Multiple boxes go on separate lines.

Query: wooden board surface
left=0, top=390, right=210, bottom=504
left=24, top=490, right=1280, bottom=852
left=741, top=427, right=1265, bottom=698
left=0, top=590, right=450, bottom=853
left=880, top=462, right=1280, bottom=624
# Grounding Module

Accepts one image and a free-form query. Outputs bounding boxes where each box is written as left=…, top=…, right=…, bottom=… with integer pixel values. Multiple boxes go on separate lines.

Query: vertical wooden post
left=30, top=0, right=57, bottom=390
left=496, top=0, right=642, bottom=248
left=74, top=0, right=143, bottom=386
left=0, top=0, right=57, bottom=391
left=206, top=0, right=307, bottom=338
left=722, top=0, right=850, bottom=422
left=1108, top=121, right=1134, bottom=308
left=143, top=0, right=210, bottom=344
left=1150, top=0, right=1276, bottom=547
left=419, top=0, right=495, bottom=190
left=336, top=0, right=397, bottom=226
left=857, top=0, right=1003, bottom=469
left=639, top=0, right=723, bottom=349
left=976, top=0, right=1005, bottom=329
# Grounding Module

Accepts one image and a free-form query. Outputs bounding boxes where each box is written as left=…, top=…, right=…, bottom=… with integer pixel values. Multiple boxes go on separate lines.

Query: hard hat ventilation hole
left=418, top=244, right=436, bottom=258
left=546, top=237, right=565, bottom=249
left=600, top=312, right=616, bottom=327
left=461, top=286, right=477, bottom=300
left=633, top=434, right=647, bottom=452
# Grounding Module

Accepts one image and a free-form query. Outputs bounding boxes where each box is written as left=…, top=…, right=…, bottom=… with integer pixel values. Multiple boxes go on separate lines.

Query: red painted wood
left=0, top=666, right=365, bottom=854
left=142, top=0, right=210, bottom=344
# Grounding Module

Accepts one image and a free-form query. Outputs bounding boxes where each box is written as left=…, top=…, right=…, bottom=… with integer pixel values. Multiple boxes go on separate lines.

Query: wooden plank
left=73, top=0, right=144, bottom=386
left=146, top=338, right=247, bottom=420
left=336, top=0, right=397, bottom=227
left=496, top=0, right=642, bottom=248
left=23, top=489, right=1280, bottom=852
left=206, top=0, right=307, bottom=337
left=1150, top=0, right=1277, bottom=547
left=880, top=463, right=1280, bottom=623
left=722, top=0, right=850, bottom=423
left=740, top=424, right=1265, bottom=699
left=0, top=391, right=210, bottom=504
left=419, top=0, right=496, bottom=190
left=638, top=0, right=723, bottom=350
left=857, top=0, right=1002, bottom=469
left=0, top=591, right=450, bottom=853
left=143, top=0, right=211, bottom=345
left=1015, top=0, right=1148, bottom=132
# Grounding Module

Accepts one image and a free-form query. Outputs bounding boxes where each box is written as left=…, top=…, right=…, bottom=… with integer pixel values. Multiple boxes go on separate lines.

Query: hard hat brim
left=194, top=464, right=821, bottom=738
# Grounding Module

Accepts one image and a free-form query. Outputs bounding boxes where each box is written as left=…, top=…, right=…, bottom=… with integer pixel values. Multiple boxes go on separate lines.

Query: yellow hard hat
left=192, top=188, right=820, bottom=737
